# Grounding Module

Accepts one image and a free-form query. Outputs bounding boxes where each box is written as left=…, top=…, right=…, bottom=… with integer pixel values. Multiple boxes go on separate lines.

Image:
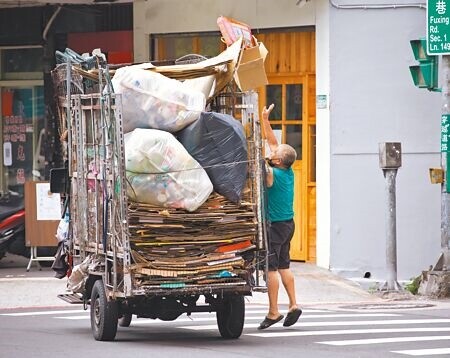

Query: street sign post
left=427, top=0, right=450, bottom=54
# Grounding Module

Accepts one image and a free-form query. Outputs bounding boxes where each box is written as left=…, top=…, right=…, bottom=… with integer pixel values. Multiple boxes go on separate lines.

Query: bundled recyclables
left=112, top=65, right=206, bottom=133
left=124, top=128, right=213, bottom=212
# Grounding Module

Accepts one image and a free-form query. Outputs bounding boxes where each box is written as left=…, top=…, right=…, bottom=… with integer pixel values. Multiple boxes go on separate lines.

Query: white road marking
left=1, top=309, right=85, bottom=316
left=391, top=348, right=450, bottom=356
left=179, top=319, right=450, bottom=330
left=251, top=313, right=401, bottom=318
left=54, top=313, right=399, bottom=322
left=54, top=315, right=89, bottom=320
left=0, top=307, right=327, bottom=316
left=247, top=327, right=450, bottom=338
left=318, top=335, right=450, bottom=346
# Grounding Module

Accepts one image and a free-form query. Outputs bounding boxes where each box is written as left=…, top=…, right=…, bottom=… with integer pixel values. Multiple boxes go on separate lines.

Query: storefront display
left=1, top=87, right=44, bottom=194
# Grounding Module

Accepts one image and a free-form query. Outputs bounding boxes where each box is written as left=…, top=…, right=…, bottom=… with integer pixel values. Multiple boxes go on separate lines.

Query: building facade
left=131, top=0, right=442, bottom=281
left=0, top=0, right=441, bottom=281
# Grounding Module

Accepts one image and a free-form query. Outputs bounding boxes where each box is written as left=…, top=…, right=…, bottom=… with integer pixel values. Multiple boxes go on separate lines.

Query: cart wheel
left=90, top=280, right=119, bottom=341
left=118, top=313, right=132, bottom=327
left=216, top=295, right=245, bottom=339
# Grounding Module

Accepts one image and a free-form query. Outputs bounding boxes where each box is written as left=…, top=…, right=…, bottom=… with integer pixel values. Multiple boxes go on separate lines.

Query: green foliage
left=367, top=283, right=379, bottom=294
left=405, top=275, right=421, bottom=295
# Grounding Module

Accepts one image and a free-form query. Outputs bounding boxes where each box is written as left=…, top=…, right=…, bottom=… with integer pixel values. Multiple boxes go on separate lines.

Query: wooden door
left=257, top=31, right=316, bottom=262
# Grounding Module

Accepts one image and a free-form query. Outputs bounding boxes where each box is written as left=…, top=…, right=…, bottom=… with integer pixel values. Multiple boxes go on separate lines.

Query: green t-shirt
left=267, top=167, right=294, bottom=222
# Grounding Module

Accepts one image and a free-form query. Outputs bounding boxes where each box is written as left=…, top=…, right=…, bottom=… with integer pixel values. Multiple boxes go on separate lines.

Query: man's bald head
left=278, top=144, right=297, bottom=168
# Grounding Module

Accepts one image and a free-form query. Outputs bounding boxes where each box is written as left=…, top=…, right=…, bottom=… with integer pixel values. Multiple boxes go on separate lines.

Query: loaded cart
left=50, top=47, right=268, bottom=341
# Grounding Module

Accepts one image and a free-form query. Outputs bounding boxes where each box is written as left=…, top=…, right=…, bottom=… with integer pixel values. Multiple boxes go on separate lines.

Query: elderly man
left=258, top=103, right=302, bottom=330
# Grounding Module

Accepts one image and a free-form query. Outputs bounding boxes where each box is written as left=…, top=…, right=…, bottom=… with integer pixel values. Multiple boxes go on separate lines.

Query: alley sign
left=441, top=114, right=450, bottom=151
left=427, top=0, right=450, bottom=54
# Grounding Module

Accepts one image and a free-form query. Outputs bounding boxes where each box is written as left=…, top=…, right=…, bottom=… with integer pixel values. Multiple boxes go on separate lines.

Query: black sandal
left=283, top=308, right=302, bottom=327
left=257, top=314, right=284, bottom=330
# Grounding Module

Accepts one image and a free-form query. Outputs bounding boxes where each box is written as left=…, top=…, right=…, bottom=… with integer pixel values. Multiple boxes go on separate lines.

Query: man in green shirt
left=258, top=104, right=302, bottom=330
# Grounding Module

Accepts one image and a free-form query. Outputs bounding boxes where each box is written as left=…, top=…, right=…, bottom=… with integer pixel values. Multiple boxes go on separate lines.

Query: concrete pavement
left=1, top=253, right=449, bottom=311
left=0, top=254, right=69, bottom=309
left=251, top=261, right=380, bottom=307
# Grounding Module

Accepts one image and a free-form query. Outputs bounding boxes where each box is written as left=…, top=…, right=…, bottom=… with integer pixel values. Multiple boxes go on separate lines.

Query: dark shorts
left=268, top=219, right=295, bottom=271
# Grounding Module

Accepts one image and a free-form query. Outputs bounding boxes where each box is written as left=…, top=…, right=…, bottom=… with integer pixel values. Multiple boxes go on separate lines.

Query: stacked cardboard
left=128, top=190, right=257, bottom=288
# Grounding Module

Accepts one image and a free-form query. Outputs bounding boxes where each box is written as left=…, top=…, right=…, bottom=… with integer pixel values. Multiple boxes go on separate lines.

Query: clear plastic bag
left=112, top=65, right=206, bottom=133
left=125, top=128, right=213, bottom=212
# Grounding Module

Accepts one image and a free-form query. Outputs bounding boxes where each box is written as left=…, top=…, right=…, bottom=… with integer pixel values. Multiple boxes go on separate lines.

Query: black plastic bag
left=177, top=112, right=248, bottom=203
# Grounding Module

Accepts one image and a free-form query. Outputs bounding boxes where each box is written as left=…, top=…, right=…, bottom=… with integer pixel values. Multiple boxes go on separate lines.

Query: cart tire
left=118, top=313, right=132, bottom=327
left=90, top=280, right=118, bottom=341
left=216, top=295, right=245, bottom=339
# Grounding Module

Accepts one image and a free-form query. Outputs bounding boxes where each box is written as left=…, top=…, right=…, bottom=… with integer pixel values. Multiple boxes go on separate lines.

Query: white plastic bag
left=112, top=65, right=206, bottom=133
left=67, top=256, right=90, bottom=293
left=125, top=128, right=213, bottom=212
left=55, top=211, right=69, bottom=243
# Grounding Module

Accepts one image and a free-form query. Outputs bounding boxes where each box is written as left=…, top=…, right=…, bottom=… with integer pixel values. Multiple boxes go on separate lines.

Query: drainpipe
left=42, top=5, right=62, bottom=42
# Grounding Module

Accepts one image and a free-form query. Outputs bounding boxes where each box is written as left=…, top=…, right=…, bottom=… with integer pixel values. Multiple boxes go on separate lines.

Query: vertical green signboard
left=441, top=114, right=450, bottom=151
left=427, top=0, right=450, bottom=54
left=443, top=115, right=450, bottom=192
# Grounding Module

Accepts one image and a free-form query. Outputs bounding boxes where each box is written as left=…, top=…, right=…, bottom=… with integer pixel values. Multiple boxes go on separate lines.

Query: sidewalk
left=250, top=261, right=382, bottom=307
left=250, top=262, right=450, bottom=312
left=0, top=254, right=447, bottom=310
left=0, top=254, right=71, bottom=309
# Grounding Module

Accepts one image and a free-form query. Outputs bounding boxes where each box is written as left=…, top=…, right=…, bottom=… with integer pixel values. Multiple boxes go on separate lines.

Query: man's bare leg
left=279, top=268, right=298, bottom=312
left=267, top=270, right=281, bottom=319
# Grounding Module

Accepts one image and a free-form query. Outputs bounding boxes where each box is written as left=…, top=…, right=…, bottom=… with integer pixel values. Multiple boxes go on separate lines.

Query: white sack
left=112, top=65, right=205, bottom=133
left=67, top=257, right=90, bottom=293
left=125, top=128, right=213, bottom=212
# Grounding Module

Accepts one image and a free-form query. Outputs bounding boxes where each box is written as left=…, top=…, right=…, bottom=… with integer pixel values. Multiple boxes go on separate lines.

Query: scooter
left=0, top=191, right=58, bottom=263
left=0, top=192, right=26, bottom=260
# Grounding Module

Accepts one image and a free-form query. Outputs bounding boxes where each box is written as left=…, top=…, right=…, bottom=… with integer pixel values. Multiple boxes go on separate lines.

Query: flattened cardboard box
left=234, top=41, right=268, bottom=91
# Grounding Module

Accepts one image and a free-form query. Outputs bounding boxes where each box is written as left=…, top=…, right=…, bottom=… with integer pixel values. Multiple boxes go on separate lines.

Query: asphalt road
left=3, top=302, right=450, bottom=357
left=2, top=254, right=450, bottom=357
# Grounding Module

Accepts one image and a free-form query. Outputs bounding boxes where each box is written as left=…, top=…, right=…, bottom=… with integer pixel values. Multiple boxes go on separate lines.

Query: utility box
left=429, top=168, right=444, bottom=184
left=379, top=142, right=402, bottom=169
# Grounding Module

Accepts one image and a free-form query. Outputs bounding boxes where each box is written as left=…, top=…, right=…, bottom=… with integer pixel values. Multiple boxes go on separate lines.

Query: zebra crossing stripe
left=249, top=313, right=401, bottom=319
left=179, top=318, right=450, bottom=330
left=0, top=307, right=327, bottom=317
left=246, top=327, right=450, bottom=338
left=54, top=315, right=89, bottom=320
left=53, top=312, right=399, bottom=322
left=318, top=335, right=450, bottom=346
left=391, top=348, right=450, bottom=356
left=1, top=309, right=85, bottom=316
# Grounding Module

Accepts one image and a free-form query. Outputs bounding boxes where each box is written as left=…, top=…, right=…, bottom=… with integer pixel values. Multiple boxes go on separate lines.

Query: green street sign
left=427, top=0, right=450, bottom=54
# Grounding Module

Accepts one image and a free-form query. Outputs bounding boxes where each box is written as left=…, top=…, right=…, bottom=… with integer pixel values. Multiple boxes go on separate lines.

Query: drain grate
left=340, top=303, right=435, bottom=310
